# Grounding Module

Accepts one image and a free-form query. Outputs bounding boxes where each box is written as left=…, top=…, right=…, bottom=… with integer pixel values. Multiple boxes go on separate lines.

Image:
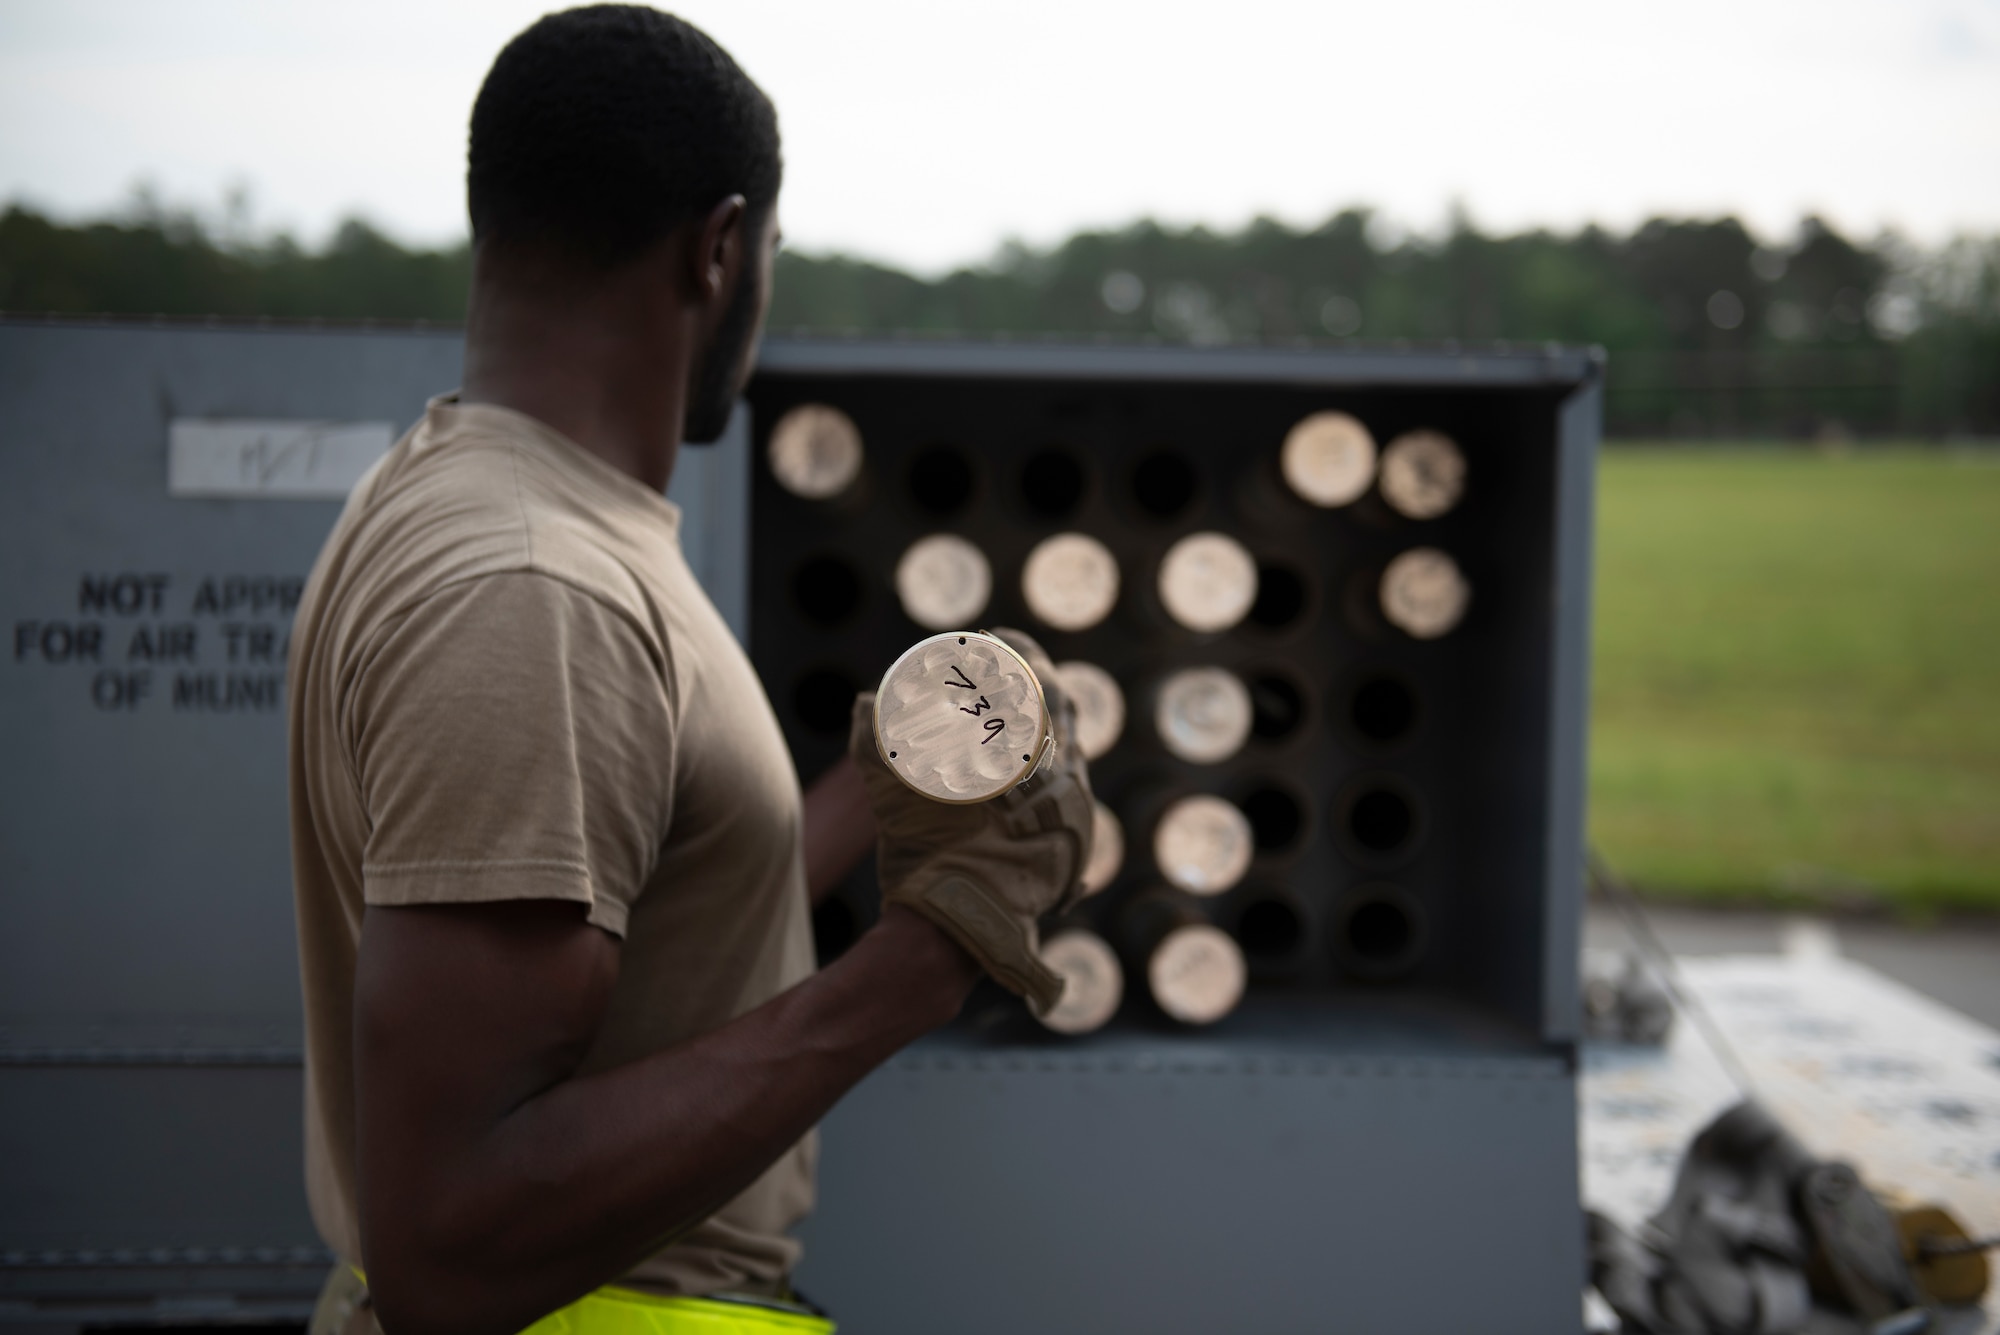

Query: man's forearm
left=801, top=754, right=876, bottom=903
left=362, top=906, right=976, bottom=1335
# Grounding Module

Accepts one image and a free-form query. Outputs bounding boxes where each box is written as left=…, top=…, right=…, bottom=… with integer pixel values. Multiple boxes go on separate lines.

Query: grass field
left=1590, top=446, right=2000, bottom=913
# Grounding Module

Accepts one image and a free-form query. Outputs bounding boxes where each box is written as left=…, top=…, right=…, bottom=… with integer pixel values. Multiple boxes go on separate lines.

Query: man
left=287, top=9, right=1093, bottom=1335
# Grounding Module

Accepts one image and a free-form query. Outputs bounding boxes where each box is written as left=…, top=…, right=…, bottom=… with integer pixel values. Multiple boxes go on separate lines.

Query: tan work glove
left=850, top=626, right=1096, bottom=1015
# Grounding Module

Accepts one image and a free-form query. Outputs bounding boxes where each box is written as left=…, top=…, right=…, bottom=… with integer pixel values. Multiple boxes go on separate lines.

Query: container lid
left=895, top=534, right=992, bottom=630
left=1280, top=410, right=1377, bottom=508
left=1380, top=547, right=1471, bottom=639
left=1055, top=659, right=1125, bottom=760
left=1158, top=531, right=1259, bottom=633
left=1155, top=666, right=1253, bottom=764
left=1154, top=794, right=1254, bottom=896
left=874, top=631, right=1054, bottom=803
left=1148, top=924, right=1246, bottom=1025
left=1037, top=930, right=1124, bottom=1035
left=1022, top=532, right=1121, bottom=631
left=1080, top=800, right=1125, bottom=897
left=1379, top=428, right=1466, bottom=519
left=768, top=403, right=863, bottom=499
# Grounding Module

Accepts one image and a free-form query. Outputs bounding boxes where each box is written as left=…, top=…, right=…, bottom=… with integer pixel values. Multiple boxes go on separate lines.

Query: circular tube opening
left=1329, top=885, right=1428, bottom=982
left=907, top=445, right=975, bottom=516
left=1080, top=800, right=1125, bottom=897
left=1247, top=671, right=1307, bottom=742
left=1037, top=930, right=1124, bottom=1035
left=1379, top=429, right=1466, bottom=520
left=1336, top=774, right=1424, bottom=865
left=1349, top=674, right=1419, bottom=747
left=1239, top=784, right=1307, bottom=856
left=1148, top=923, right=1246, bottom=1026
left=1022, top=532, right=1121, bottom=632
left=768, top=404, right=863, bottom=500
left=1021, top=448, right=1087, bottom=519
left=1281, top=411, right=1376, bottom=508
left=1380, top=547, right=1471, bottom=640
left=1055, top=661, right=1125, bottom=761
left=1248, top=561, right=1308, bottom=630
left=1233, top=889, right=1308, bottom=968
left=1153, top=794, right=1254, bottom=896
left=791, top=554, right=862, bottom=626
left=894, top=534, right=991, bottom=630
left=793, top=666, right=860, bottom=735
left=1158, top=531, right=1259, bottom=634
left=1132, top=449, right=1197, bottom=519
left=1155, top=667, right=1253, bottom=764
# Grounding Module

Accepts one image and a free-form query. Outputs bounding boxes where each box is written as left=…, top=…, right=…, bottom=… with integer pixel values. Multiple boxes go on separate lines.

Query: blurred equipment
left=1588, top=1101, right=1992, bottom=1334
left=1581, top=948, right=1676, bottom=1045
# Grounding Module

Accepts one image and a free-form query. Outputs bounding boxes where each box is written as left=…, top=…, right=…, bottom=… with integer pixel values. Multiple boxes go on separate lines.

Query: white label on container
left=168, top=419, right=394, bottom=499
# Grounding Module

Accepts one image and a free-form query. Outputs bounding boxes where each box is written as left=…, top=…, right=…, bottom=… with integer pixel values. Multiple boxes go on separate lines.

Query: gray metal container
left=1, top=321, right=1598, bottom=1334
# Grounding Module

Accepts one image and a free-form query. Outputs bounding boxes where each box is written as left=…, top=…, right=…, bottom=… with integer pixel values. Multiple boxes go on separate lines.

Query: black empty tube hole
left=793, top=667, right=859, bottom=735
left=1236, top=894, right=1306, bottom=961
left=1347, top=787, right=1415, bottom=854
left=791, top=555, right=862, bottom=626
left=908, top=445, right=974, bottom=516
left=1132, top=450, right=1197, bottom=518
left=1248, top=563, right=1307, bottom=629
left=1346, top=898, right=1413, bottom=964
left=812, top=897, right=860, bottom=965
left=1021, top=448, right=1086, bottom=519
left=1240, top=786, right=1306, bottom=855
left=1248, top=673, right=1306, bottom=742
left=1350, top=676, right=1418, bottom=746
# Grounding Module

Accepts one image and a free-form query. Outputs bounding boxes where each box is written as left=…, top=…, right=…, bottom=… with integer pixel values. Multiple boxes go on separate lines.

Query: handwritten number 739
left=945, top=663, right=1005, bottom=743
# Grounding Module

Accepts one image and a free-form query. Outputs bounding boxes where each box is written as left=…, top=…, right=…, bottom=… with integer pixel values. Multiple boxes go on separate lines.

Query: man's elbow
left=363, top=1248, right=518, bottom=1335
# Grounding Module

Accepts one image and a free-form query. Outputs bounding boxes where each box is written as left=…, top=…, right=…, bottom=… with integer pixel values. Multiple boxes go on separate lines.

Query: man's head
left=469, top=5, right=781, bottom=442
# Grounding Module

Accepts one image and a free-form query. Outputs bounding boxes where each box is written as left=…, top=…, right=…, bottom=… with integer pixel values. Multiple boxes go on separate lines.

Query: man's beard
left=684, top=258, right=763, bottom=445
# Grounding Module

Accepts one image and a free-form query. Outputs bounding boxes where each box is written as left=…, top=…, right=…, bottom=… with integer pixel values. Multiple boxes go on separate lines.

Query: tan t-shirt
left=287, top=396, right=817, bottom=1297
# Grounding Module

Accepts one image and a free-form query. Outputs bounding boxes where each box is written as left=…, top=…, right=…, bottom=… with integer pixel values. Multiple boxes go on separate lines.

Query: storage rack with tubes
left=747, top=340, right=1599, bottom=1048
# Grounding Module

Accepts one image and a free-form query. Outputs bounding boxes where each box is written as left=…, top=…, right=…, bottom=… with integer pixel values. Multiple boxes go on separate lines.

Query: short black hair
left=468, top=5, right=781, bottom=267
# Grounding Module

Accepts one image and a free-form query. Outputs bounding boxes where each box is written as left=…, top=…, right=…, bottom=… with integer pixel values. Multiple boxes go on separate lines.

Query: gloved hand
left=849, top=626, right=1096, bottom=1015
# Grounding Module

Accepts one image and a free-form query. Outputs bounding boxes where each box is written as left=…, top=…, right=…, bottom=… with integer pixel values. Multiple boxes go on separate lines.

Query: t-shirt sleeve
left=350, top=571, right=674, bottom=936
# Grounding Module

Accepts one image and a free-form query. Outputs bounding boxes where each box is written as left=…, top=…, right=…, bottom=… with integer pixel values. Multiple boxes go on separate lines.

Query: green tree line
left=3, top=200, right=1994, bottom=437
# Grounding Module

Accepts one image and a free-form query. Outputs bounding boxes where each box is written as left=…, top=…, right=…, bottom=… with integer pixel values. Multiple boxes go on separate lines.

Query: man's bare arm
left=354, top=898, right=976, bottom=1335
left=801, top=753, right=875, bottom=904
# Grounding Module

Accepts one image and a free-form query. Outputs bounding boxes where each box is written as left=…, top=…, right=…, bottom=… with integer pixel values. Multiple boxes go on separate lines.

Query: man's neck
left=459, top=245, right=692, bottom=494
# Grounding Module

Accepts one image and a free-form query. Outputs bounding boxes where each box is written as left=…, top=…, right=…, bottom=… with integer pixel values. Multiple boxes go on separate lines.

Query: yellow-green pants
left=314, top=1266, right=834, bottom=1335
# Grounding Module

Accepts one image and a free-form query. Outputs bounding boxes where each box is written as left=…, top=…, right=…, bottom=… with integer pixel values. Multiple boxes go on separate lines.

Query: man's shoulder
left=315, top=417, right=668, bottom=657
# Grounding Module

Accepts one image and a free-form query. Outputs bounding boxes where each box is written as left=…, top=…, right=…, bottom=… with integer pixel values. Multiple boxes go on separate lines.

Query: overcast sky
left=2, top=0, right=1996, bottom=272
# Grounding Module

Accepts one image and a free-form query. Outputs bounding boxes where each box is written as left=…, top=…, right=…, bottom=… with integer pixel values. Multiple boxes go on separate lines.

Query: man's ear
left=691, top=194, right=749, bottom=307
